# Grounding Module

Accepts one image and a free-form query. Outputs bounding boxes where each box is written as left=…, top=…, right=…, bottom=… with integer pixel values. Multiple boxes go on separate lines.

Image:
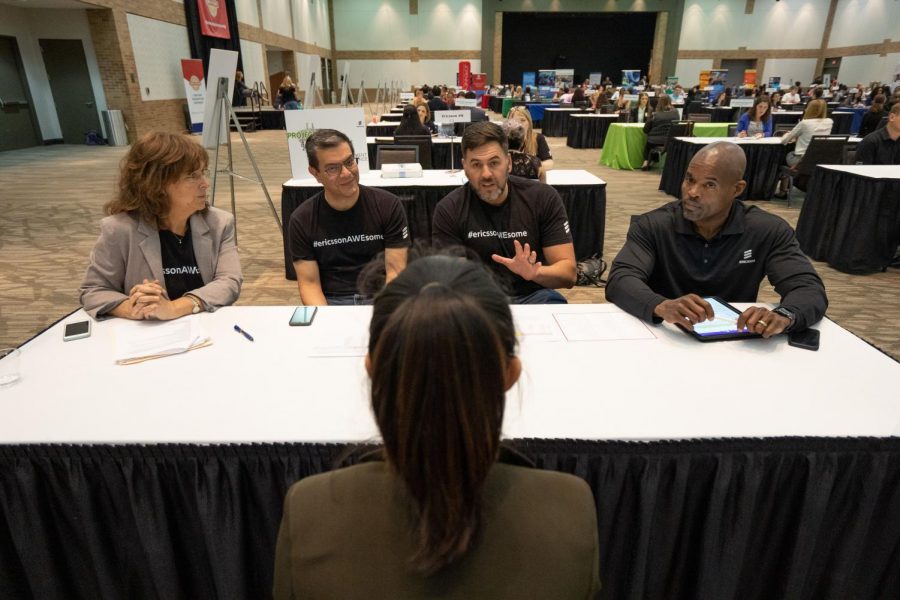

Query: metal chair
left=376, top=146, right=419, bottom=169
left=773, top=123, right=794, bottom=137
left=780, top=135, right=849, bottom=207
left=393, top=135, right=433, bottom=169
left=727, top=124, right=738, bottom=137
left=690, top=113, right=711, bottom=122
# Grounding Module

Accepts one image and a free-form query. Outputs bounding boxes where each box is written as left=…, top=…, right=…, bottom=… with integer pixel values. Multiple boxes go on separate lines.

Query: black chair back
left=376, top=145, right=419, bottom=169
left=727, top=124, right=738, bottom=137
left=842, top=145, right=857, bottom=165
left=690, top=113, right=711, bottom=122
left=617, top=111, right=631, bottom=123
left=664, top=121, right=694, bottom=150
left=393, top=135, right=433, bottom=169
left=600, top=104, right=615, bottom=114
left=684, top=101, right=703, bottom=117
left=877, top=115, right=889, bottom=130
left=795, top=135, right=849, bottom=177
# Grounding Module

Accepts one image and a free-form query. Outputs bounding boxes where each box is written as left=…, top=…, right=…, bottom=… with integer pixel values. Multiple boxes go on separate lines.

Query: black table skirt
left=258, top=109, right=286, bottom=130
left=772, top=112, right=803, bottom=128
left=380, top=113, right=401, bottom=122
left=542, top=110, right=583, bottom=137
left=659, top=139, right=788, bottom=200
left=567, top=116, right=616, bottom=148
left=281, top=182, right=607, bottom=279
left=692, top=106, right=738, bottom=122
left=488, top=95, right=504, bottom=114
left=1, top=437, right=898, bottom=600
left=796, top=167, right=900, bottom=274
left=366, top=123, right=397, bottom=137
left=366, top=141, right=461, bottom=170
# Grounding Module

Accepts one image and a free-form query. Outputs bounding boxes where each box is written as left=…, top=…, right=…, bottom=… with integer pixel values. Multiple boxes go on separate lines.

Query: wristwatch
left=772, top=306, right=795, bottom=330
left=186, top=295, right=202, bottom=314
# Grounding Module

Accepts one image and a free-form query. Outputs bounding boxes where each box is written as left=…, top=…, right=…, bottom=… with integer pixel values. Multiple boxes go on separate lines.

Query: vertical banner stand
left=356, top=79, right=370, bottom=108
left=305, top=72, right=326, bottom=109
left=208, top=77, right=280, bottom=244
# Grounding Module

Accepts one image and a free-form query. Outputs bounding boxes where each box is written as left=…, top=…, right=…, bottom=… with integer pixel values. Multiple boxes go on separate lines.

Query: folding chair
left=376, top=146, right=419, bottom=169
left=779, top=135, right=848, bottom=207
left=648, top=121, right=694, bottom=168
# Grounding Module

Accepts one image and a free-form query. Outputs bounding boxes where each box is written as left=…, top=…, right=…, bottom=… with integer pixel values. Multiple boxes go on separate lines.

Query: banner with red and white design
left=198, top=0, right=230, bottom=39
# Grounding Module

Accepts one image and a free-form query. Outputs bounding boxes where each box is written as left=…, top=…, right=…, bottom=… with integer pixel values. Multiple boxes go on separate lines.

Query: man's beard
left=475, top=181, right=506, bottom=203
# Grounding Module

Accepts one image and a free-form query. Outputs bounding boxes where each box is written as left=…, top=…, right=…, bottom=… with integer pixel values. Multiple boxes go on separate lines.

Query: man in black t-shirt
left=289, top=129, right=410, bottom=305
left=855, top=103, right=900, bottom=165
left=432, top=122, right=576, bottom=303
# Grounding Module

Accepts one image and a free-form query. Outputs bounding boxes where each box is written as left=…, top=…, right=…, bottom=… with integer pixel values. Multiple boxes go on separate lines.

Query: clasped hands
left=127, top=279, right=178, bottom=321
left=492, top=240, right=541, bottom=281
left=654, top=293, right=790, bottom=338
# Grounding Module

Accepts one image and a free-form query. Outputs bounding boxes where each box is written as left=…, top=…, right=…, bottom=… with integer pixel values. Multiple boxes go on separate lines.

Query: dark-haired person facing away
left=274, top=255, right=600, bottom=599
left=394, top=104, right=431, bottom=137
left=606, top=141, right=827, bottom=337
left=288, top=129, right=410, bottom=305
left=855, top=102, right=900, bottom=165
left=432, top=122, right=576, bottom=304
left=80, top=131, right=242, bottom=320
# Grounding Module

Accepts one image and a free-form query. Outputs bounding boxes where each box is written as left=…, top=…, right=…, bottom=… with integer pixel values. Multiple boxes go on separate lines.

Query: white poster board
left=285, top=108, right=369, bottom=180
left=201, top=49, right=239, bottom=148
left=303, top=54, right=321, bottom=108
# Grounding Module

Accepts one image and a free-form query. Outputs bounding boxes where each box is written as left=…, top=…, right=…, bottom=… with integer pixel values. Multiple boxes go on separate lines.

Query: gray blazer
left=79, top=207, right=242, bottom=319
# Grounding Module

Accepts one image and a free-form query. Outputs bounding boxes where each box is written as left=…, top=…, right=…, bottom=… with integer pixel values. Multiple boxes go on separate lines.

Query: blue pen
left=233, top=324, right=254, bottom=342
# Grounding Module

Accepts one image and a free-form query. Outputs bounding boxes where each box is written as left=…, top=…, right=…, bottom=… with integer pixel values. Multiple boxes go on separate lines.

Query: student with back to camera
left=274, top=255, right=600, bottom=598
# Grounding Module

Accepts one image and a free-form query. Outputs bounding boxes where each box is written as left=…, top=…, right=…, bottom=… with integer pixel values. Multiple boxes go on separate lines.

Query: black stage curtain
left=183, top=0, right=243, bottom=74
left=796, top=167, right=900, bottom=274
left=1, top=438, right=899, bottom=599
left=567, top=116, right=616, bottom=149
left=281, top=183, right=607, bottom=279
left=659, top=139, right=788, bottom=201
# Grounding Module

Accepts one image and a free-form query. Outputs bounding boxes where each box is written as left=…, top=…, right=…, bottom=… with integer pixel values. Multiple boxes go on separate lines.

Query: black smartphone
left=63, top=320, right=91, bottom=341
left=289, top=306, right=317, bottom=326
left=788, top=328, right=820, bottom=351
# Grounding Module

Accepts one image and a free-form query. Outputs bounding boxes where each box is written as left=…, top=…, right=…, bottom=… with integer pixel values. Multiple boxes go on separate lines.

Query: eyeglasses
left=184, top=169, right=211, bottom=182
left=320, top=156, right=358, bottom=178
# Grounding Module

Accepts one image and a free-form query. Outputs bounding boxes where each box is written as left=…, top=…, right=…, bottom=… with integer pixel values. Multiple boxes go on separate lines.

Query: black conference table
left=366, top=122, right=399, bottom=137
left=796, top=164, right=900, bottom=274
left=566, top=113, right=619, bottom=148
left=280, top=170, right=607, bottom=279
left=541, top=108, right=587, bottom=137
left=365, top=138, right=462, bottom=170
left=659, top=137, right=789, bottom=200
left=487, top=94, right=504, bottom=114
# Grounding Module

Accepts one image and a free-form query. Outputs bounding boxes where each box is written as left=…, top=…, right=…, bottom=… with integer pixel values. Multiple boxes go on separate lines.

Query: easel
left=304, top=72, right=326, bottom=109
left=208, top=77, right=280, bottom=244
left=356, top=79, right=370, bottom=107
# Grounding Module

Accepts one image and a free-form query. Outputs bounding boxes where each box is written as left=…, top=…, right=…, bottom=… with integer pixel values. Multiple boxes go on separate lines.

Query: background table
left=829, top=111, right=854, bottom=135
left=541, top=107, right=585, bottom=137
left=771, top=111, right=804, bottom=128
left=566, top=114, right=618, bottom=148
left=1, top=304, right=898, bottom=600
left=689, top=105, right=737, bottom=122
left=488, top=95, right=504, bottom=114
left=659, top=137, right=788, bottom=200
left=365, top=122, right=398, bottom=136
left=280, top=170, right=607, bottom=279
left=600, top=123, right=646, bottom=170
left=833, top=107, right=867, bottom=134
left=796, top=164, right=900, bottom=273
left=379, top=113, right=401, bottom=122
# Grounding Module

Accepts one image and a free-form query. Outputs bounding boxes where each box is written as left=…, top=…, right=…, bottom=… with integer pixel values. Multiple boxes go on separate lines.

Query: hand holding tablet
left=655, top=295, right=775, bottom=342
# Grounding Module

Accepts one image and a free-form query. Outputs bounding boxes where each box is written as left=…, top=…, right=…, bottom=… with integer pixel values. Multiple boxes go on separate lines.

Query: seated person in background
left=781, top=86, right=801, bottom=106
left=769, top=91, right=782, bottom=109
left=279, top=76, right=300, bottom=110
left=289, top=129, right=410, bottom=306
left=781, top=98, right=833, bottom=167
left=614, top=92, right=631, bottom=114
left=630, top=92, right=653, bottom=124
left=456, top=90, right=489, bottom=122
left=669, top=85, right=686, bottom=104
left=607, top=141, right=827, bottom=337
left=274, top=255, right=600, bottom=598
left=716, top=87, right=732, bottom=107
left=858, top=94, right=887, bottom=138
left=503, top=120, right=544, bottom=183
left=80, top=131, right=242, bottom=320
left=394, top=104, right=431, bottom=136
left=572, top=86, right=587, bottom=106
left=232, top=71, right=249, bottom=107
left=640, top=95, right=679, bottom=170
left=412, top=99, right=438, bottom=134
left=507, top=106, right=553, bottom=171
left=428, top=85, right=449, bottom=112
left=736, top=94, right=773, bottom=138
left=559, top=87, right=574, bottom=104
left=855, top=103, right=900, bottom=165
left=432, top=122, right=576, bottom=304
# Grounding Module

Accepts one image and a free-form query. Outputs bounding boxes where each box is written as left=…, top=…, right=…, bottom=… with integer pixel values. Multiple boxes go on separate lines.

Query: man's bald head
left=691, top=141, right=747, bottom=185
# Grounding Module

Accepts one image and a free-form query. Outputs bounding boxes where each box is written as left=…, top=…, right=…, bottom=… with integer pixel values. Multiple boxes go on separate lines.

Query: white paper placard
left=455, top=98, right=477, bottom=107
left=201, top=49, right=239, bottom=148
left=623, top=94, right=639, bottom=101
left=433, top=110, right=472, bottom=124
left=284, top=108, right=369, bottom=179
left=730, top=98, right=754, bottom=108
left=399, top=92, right=414, bottom=100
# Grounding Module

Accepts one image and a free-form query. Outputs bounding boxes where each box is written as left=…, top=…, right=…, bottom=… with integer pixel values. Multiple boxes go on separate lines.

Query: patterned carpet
left=1, top=118, right=897, bottom=359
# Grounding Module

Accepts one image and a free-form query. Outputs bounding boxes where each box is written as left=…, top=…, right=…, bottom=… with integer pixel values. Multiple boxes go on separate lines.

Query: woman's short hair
left=104, top=131, right=208, bottom=227
left=804, top=98, right=828, bottom=119
left=368, top=255, right=516, bottom=575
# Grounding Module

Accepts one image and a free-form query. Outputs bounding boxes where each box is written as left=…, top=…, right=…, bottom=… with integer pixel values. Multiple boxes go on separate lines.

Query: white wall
left=267, top=50, right=284, bottom=74
left=761, top=58, right=818, bottom=88
left=261, top=0, right=293, bottom=39
left=0, top=5, right=110, bottom=141
left=333, top=0, right=409, bottom=51
left=839, top=53, right=900, bottom=86
left=126, top=13, right=191, bottom=101
left=234, top=0, right=259, bottom=27
left=679, top=0, right=826, bottom=51
left=413, top=0, right=482, bottom=50
left=674, top=59, right=713, bottom=87
left=337, top=59, right=482, bottom=90
left=829, top=0, right=900, bottom=48
left=239, top=39, right=265, bottom=89
left=292, top=0, right=331, bottom=49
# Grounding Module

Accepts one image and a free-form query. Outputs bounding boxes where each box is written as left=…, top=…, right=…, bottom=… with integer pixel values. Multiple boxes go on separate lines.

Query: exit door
left=39, top=38, right=101, bottom=144
left=0, top=36, right=40, bottom=151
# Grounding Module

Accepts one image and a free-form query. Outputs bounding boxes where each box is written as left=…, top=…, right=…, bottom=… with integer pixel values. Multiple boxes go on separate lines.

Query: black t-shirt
left=855, top=127, right=900, bottom=165
left=432, top=176, right=572, bottom=296
left=536, top=134, right=552, bottom=161
left=159, top=226, right=204, bottom=301
left=289, top=186, right=410, bottom=295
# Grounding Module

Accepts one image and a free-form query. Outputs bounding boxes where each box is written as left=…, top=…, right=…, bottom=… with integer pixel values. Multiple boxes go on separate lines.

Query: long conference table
left=1, top=304, right=898, bottom=599
left=280, top=169, right=608, bottom=279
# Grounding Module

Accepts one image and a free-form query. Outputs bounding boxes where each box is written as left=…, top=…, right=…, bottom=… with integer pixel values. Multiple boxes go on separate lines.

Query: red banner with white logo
left=198, top=0, right=230, bottom=39
left=458, top=61, right=471, bottom=91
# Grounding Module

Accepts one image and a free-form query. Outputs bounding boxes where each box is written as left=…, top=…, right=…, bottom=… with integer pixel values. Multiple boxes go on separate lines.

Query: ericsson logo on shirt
left=163, top=266, right=201, bottom=275
left=313, top=233, right=385, bottom=248
left=467, top=229, right=528, bottom=240
left=739, top=249, right=755, bottom=264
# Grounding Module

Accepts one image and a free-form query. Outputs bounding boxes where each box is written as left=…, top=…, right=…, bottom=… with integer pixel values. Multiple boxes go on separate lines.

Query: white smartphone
left=63, top=320, right=91, bottom=342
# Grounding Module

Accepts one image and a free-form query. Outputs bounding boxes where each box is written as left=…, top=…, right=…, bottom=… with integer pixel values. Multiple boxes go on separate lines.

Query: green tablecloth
left=600, top=123, right=646, bottom=170
left=693, top=122, right=735, bottom=137
left=502, top=98, right=516, bottom=117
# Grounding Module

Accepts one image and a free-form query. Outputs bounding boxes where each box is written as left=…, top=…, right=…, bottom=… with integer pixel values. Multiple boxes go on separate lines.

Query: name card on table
left=433, top=110, right=472, bottom=123
left=399, top=92, right=414, bottom=101
left=455, top=98, right=478, bottom=107
left=623, top=94, right=639, bottom=102
left=730, top=98, right=754, bottom=108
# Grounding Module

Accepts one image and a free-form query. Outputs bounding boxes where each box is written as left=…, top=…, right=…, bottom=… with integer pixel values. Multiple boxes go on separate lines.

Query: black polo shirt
left=605, top=200, right=827, bottom=331
left=855, top=126, right=900, bottom=165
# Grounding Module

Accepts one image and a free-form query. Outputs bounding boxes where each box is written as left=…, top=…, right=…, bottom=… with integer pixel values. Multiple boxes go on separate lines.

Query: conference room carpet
left=0, top=118, right=897, bottom=360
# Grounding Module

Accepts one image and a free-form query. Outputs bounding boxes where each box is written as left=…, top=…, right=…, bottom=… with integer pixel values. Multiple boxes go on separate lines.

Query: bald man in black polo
left=606, top=141, right=827, bottom=337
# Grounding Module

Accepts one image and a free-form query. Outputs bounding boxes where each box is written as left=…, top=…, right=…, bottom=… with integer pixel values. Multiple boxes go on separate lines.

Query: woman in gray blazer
left=80, top=131, right=242, bottom=320
left=274, top=256, right=600, bottom=599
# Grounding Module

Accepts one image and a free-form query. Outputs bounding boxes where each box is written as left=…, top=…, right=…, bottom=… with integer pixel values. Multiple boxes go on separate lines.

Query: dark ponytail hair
left=368, top=255, right=516, bottom=575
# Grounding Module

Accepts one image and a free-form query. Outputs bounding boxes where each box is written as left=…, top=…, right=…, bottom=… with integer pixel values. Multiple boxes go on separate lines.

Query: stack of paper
left=114, top=318, right=211, bottom=365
